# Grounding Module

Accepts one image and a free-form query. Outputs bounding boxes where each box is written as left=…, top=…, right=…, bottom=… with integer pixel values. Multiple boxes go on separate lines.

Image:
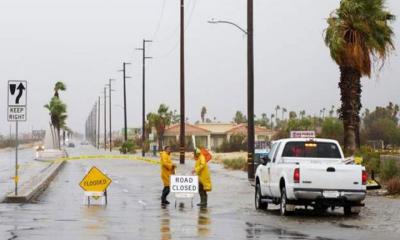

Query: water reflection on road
left=197, top=207, right=211, bottom=237
left=0, top=146, right=399, bottom=240
left=160, top=206, right=171, bottom=240
left=83, top=205, right=107, bottom=236
left=159, top=204, right=211, bottom=239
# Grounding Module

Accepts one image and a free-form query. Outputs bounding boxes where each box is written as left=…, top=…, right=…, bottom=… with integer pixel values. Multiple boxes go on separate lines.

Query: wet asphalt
left=0, top=145, right=399, bottom=240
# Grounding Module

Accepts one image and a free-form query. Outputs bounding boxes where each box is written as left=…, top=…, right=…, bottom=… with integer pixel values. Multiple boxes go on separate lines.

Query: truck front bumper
left=293, top=188, right=366, bottom=202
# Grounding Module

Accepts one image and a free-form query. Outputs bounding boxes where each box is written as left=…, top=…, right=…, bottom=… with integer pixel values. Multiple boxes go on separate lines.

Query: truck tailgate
left=299, top=164, right=364, bottom=191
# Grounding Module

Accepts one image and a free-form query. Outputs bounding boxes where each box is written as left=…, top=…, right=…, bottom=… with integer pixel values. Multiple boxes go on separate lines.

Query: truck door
left=260, top=142, right=278, bottom=197
left=268, top=142, right=282, bottom=197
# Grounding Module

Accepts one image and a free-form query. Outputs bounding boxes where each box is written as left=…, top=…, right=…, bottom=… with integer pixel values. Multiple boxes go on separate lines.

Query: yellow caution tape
left=12, top=176, right=19, bottom=183
left=52, top=155, right=160, bottom=165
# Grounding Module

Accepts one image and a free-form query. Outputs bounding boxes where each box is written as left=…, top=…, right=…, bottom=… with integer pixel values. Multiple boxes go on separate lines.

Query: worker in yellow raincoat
left=160, top=146, right=176, bottom=205
left=192, top=148, right=212, bottom=207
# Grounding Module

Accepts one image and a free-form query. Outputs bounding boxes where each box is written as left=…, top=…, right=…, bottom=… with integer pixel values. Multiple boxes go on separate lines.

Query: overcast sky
left=0, top=0, right=399, bottom=135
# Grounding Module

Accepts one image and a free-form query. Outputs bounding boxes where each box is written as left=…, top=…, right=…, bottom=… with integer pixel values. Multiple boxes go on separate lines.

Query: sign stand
left=84, top=190, right=108, bottom=206
left=7, top=80, right=27, bottom=196
left=15, top=121, right=19, bottom=196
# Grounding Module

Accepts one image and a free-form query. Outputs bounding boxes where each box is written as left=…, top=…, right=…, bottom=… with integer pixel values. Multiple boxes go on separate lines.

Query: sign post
left=7, top=80, right=27, bottom=196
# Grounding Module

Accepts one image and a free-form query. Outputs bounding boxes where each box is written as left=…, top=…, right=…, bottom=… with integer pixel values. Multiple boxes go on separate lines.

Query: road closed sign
left=79, top=167, right=112, bottom=192
left=171, top=175, right=198, bottom=193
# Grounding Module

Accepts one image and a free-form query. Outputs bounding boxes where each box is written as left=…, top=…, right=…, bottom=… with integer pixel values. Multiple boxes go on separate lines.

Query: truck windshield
left=282, top=141, right=341, bottom=158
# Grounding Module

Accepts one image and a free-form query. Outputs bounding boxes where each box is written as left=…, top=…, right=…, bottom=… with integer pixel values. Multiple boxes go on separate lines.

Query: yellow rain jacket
left=160, top=151, right=175, bottom=187
left=195, top=154, right=212, bottom=192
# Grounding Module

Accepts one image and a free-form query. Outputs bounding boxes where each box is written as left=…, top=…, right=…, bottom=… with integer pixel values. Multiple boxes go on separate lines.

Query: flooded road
left=0, top=147, right=38, bottom=197
left=0, top=145, right=399, bottom=239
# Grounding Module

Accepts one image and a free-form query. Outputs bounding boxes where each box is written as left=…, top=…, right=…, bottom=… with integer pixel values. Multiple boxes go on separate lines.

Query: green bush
left=217, top=134, right=247, bottom=153
left=366, top=158, right=381, bottom=174
left=222, top=157, right=247, bottom=171
left=380, top=159, right=399, bottom=181
left=355, top=146, right=381, bottom=173
left=119, top=140, right=136, bottom=154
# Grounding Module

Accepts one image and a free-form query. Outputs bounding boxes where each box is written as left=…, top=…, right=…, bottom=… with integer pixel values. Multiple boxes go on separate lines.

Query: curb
left=3, top=160, right=66, bottom=203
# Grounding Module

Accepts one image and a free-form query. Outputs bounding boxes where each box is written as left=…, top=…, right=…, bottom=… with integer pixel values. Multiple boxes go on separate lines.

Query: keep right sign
left=171, top=175, right=198, bottom=193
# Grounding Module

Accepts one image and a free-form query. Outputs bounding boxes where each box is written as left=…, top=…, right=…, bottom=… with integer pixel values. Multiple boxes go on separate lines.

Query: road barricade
left=171, top=175, right=198, bottom=208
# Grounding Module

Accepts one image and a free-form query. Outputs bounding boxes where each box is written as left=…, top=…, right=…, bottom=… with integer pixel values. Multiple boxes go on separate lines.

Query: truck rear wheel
left=280, top=187, right=291, bottom=216
left=344, top=205, right=361, bottom=216
left=255, top=182, right=268, bottom=210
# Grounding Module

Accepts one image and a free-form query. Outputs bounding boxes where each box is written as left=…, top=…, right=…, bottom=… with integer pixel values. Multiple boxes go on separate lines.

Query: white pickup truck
left=255, top=138, right=367, bottom=216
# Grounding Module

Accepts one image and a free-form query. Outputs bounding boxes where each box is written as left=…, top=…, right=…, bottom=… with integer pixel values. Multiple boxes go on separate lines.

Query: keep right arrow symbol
left=16, top=83, right=25, bottom=104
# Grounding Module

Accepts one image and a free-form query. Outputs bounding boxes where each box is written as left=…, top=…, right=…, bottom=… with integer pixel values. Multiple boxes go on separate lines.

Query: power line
left=153, top=0, right=197, bottom=59
left=149, top=0, right=167, bottom=49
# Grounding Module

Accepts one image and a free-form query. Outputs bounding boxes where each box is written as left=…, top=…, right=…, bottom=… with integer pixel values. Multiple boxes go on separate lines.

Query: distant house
left=163, top=123, right=272, bottom=151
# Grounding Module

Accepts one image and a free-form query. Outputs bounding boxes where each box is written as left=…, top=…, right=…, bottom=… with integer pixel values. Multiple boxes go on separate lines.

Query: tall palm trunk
left=158, top=135, right=163, bottom=151
left=339, top=66, right=362, bottom=155
left=57, top=127, right=61, bottom=150
left=354, top=80, right=362, bottom=149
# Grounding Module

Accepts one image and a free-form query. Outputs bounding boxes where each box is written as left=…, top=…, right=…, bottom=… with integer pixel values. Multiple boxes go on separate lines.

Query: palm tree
left=201, top=106, right=207, bottom=123
left=54, top=81, right=66, bottom=98
left=275, top=105, right=280, bottom=125
left=147, top=104, right=172, bottom=150
left=44, top=97, right=67, bottom=149
left=329, top=105, right=335, bottom=117
left=281, top=108, right=287, bottom=120
left=270, top=114, right=275, bottom=129
left=299, top=110, right=306, bottom=119
left=325, top=0, right=395, bottom=154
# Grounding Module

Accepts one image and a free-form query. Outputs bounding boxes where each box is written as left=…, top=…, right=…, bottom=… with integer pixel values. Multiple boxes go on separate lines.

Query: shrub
left=113, top=138, right=124, bottom=148
left=217, top=134, right=247, bottom=153
left=119, top=140, right=136, bottom=154
left=380, top=159, right=399, bottom=181
left=366, top=157, right=381, bottom=174
left=222, top=157, right=247, bottom=171
left=355, top=147, right=381, bottom=173
left=385, top=178, right=400, bottom=195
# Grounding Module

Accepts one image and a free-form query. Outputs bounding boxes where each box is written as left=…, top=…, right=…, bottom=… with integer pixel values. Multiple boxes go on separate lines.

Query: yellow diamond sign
left=79, top=167, right=112, bottom=192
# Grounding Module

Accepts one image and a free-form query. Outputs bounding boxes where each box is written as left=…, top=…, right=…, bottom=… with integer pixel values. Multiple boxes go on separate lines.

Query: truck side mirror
left=261, top=156, right=271, bottom=165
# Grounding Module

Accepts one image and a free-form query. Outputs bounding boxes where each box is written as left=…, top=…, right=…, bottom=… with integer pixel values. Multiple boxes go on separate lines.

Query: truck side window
left=268, top=142, right=278, bottom=161
left=272, top=143, right=281, bottom=163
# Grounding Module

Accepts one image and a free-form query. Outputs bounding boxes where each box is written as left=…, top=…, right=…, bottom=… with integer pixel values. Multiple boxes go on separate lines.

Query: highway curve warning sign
left=79, top=167, right=112, bottom=192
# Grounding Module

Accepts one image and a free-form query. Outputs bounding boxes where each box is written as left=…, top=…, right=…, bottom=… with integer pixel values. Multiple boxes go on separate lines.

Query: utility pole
left=121, top=62, right=131, bottom=142
left=180, top=0, right=186, bottom=164
left=97, top=96, right=100, bottom=149
left=108, top=79, right=115, bottom=152
left=207, top=9, right=254, bottom=179
left=136, top=39, right=152, bottom=157
left=247, top=0, right=255, bottom=180
left=104, top=87, right=107, bottom=151
left=94, top=104, right=97, bottom=146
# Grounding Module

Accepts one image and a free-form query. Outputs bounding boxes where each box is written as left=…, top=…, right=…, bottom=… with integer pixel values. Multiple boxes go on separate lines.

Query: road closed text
left=170, top=175, right=199, bottom=193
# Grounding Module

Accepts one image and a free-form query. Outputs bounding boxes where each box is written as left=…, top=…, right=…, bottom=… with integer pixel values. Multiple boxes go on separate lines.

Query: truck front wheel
left=255, top=182, right=268, bottom=210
